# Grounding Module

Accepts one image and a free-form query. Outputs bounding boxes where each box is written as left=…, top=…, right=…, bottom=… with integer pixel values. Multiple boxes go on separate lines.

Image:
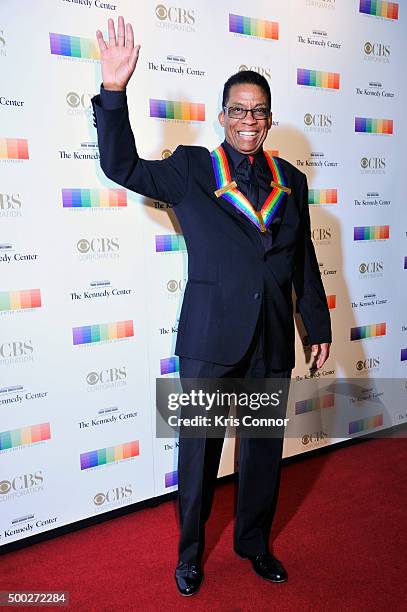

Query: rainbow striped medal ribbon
left=210, top=145, right=291, bottom=233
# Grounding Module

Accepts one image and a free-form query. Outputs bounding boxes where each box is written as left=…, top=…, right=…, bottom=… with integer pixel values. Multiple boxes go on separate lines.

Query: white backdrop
left=1, top=0, right=406, bottom=545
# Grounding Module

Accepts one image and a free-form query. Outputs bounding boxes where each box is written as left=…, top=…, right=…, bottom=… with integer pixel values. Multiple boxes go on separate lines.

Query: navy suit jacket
left=91, top=94, right=331, bottom=369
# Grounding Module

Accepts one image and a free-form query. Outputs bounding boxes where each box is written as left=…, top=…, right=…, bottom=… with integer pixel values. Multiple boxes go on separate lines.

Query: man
left=92, top=17, right=331, bottom=597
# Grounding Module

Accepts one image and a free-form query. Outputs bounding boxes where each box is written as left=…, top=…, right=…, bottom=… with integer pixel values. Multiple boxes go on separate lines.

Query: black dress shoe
left=174, top=562, right=204, bottom=596
left=236, top=551, right=288, bottom=583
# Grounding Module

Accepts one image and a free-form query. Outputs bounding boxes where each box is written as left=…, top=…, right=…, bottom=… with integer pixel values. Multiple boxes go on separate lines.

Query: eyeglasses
left=223, top=105, right=270, bottom=120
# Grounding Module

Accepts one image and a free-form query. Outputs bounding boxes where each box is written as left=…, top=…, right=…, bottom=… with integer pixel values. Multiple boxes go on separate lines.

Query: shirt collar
left=221, top=140, right=266, bottom=172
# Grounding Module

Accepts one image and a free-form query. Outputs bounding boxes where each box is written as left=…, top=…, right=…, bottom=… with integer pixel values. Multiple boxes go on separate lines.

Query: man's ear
left=218, top=110, right=225, bottom=127
left=267, top=112, right=273, bottom=130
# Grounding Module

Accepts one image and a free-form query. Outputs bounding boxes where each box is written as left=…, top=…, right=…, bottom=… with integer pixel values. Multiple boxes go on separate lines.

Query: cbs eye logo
left=360, top=157, right=369, bottom=169
left=66, top=92, right=92, bottom=109
left=167, top=280, right=178, bottom=293
left=359, top=263, right=367, bottom=273
left=86, top=372, right=99, bottom=386
left=304, top=113, right=313, bottom=126
left=155, top=4, right=195, bottom=24
left=364, top=42, right=373, bottom=55
left=66, top=92, right=80, bottom=108
left=156, top=4, right=167, bottom=19
left=77, top=239, right=90, bottom=253
left=93, top=493, right=106, bottom=506
left=0, top=480, right=11, bottom=494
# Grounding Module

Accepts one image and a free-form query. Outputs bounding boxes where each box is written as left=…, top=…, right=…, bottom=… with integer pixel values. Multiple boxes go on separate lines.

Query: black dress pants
left=177, top=299, right=291, bottom=563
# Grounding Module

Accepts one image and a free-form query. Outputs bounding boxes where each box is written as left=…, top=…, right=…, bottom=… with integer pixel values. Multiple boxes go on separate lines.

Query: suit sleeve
left=91, top=91, right=188, bottom=205
left=293, top=173, right=332, bottom=344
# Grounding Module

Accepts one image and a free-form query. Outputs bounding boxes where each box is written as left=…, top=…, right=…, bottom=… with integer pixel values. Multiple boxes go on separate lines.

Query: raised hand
left=96, top=16, right=140, bottom=91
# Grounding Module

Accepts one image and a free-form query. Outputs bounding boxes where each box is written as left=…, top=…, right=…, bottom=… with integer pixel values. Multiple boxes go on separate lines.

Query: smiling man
left=92, top=17, right=331, bottom=597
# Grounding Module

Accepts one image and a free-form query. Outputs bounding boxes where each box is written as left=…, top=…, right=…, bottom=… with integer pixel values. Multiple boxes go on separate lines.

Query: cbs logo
left=93, top=485, right=132, bottom=506
left=66, top=92, right=92, bottom=109
left=304, top=113, right=313, bottom=126
left=0, top=472, right=44, bottom=494
left=359, top=262, right=383, bottom=274
left=301, top=431, right=327, bottom=445
left=0, top=340, right=33, bottom=358
left=167, top=279, right=185, bottom=293
left=0, top=193, right=21, bottom=210
left=77, top=238, right=119, bottom=254
left=364, top=42, right=390, bottom=57
left=86, top=367, right=127, bottom=386
left=304, top=113, right=332, bottom=128
left=311, top=227, right=332, bottom=241
left=360, top=157, right=386, bottom=170
left=155, top=4, right=195, bottom=24
left=77, top=239, right=91, bottom=253
left=356, top=358, right=380, bottom=371
left=0, top=480, right=11, bottom=494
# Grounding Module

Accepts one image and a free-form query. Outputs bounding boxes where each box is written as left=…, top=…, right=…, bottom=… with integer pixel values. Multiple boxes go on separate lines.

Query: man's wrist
left=103, top=85, right=126, bottom=92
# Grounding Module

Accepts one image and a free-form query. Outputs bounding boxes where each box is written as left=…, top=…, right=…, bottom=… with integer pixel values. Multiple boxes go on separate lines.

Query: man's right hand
left=96, top=16, right=140, bottom=92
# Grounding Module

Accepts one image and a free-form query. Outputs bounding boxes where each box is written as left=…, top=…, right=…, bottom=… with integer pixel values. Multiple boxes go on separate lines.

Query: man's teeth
left=239, top=131, right=257, bottom=136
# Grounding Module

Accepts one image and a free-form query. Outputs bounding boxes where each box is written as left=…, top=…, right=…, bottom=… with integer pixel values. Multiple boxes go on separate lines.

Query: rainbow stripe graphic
left=0, top=289, right=41, bottom=312
left=327, top=295, right=336, bottom=310
left=0, top=138, right=29, bottom=159
left=165, top=470, right=178, bottom=488
left=359, top=0, right=399, bottom=20
left=155, top=235, right=186, bottom=252
left=295, top=394, right=335, bottom=415
left=229, top=14, right=279, bottom=40
left=49, top=33, right=100, bottom=59
left=355, top=117, right=393, bottom=134
left=62, top=189, right=127, bottom=208
left=211, top=146, right=289, bottom=232
left=308, top=189, right=337, bottom=205
left=297, top=69, right=340, bottom=90
left=73, top=320, right=134, bottom=345
left=80, top=440, right=139, bottom=470
left=350, top=323, right=386, bottom=341
left=401, top=348, right=407, bottom=361
left=0, top=423, right=51, bottom=451
left=149, top=99, right=205, bottom=122
left=354, top=226, right=389, bottom=241
left=349, top=414, right=383, bottom=435
left=160, top=357, right=179, bottom=375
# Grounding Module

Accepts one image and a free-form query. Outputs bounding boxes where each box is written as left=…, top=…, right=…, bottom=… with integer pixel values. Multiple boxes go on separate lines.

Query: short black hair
left=222, top=70, right=271, bottom=110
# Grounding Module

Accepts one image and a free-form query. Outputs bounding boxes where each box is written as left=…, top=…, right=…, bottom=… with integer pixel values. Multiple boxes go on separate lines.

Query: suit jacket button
left=253, top=292, right=261, bottom=300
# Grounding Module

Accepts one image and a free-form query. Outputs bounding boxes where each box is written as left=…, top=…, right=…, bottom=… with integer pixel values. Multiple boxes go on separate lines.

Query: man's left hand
left=311, top=343, right=331, bottom=369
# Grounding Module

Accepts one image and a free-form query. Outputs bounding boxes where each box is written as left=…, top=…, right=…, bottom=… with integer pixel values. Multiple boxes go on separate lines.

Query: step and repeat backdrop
left=1, top=0, right=405, bottom=546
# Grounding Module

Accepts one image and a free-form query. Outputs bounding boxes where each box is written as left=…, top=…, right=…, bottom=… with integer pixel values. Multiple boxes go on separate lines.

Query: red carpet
left=0, top=439, right=406, bottom=611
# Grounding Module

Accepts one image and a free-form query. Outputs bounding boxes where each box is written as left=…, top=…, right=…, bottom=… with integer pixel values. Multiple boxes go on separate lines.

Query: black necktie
left=239, top=156, right=259, bottom=210
left=243, top=156, right=273, bottom=251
